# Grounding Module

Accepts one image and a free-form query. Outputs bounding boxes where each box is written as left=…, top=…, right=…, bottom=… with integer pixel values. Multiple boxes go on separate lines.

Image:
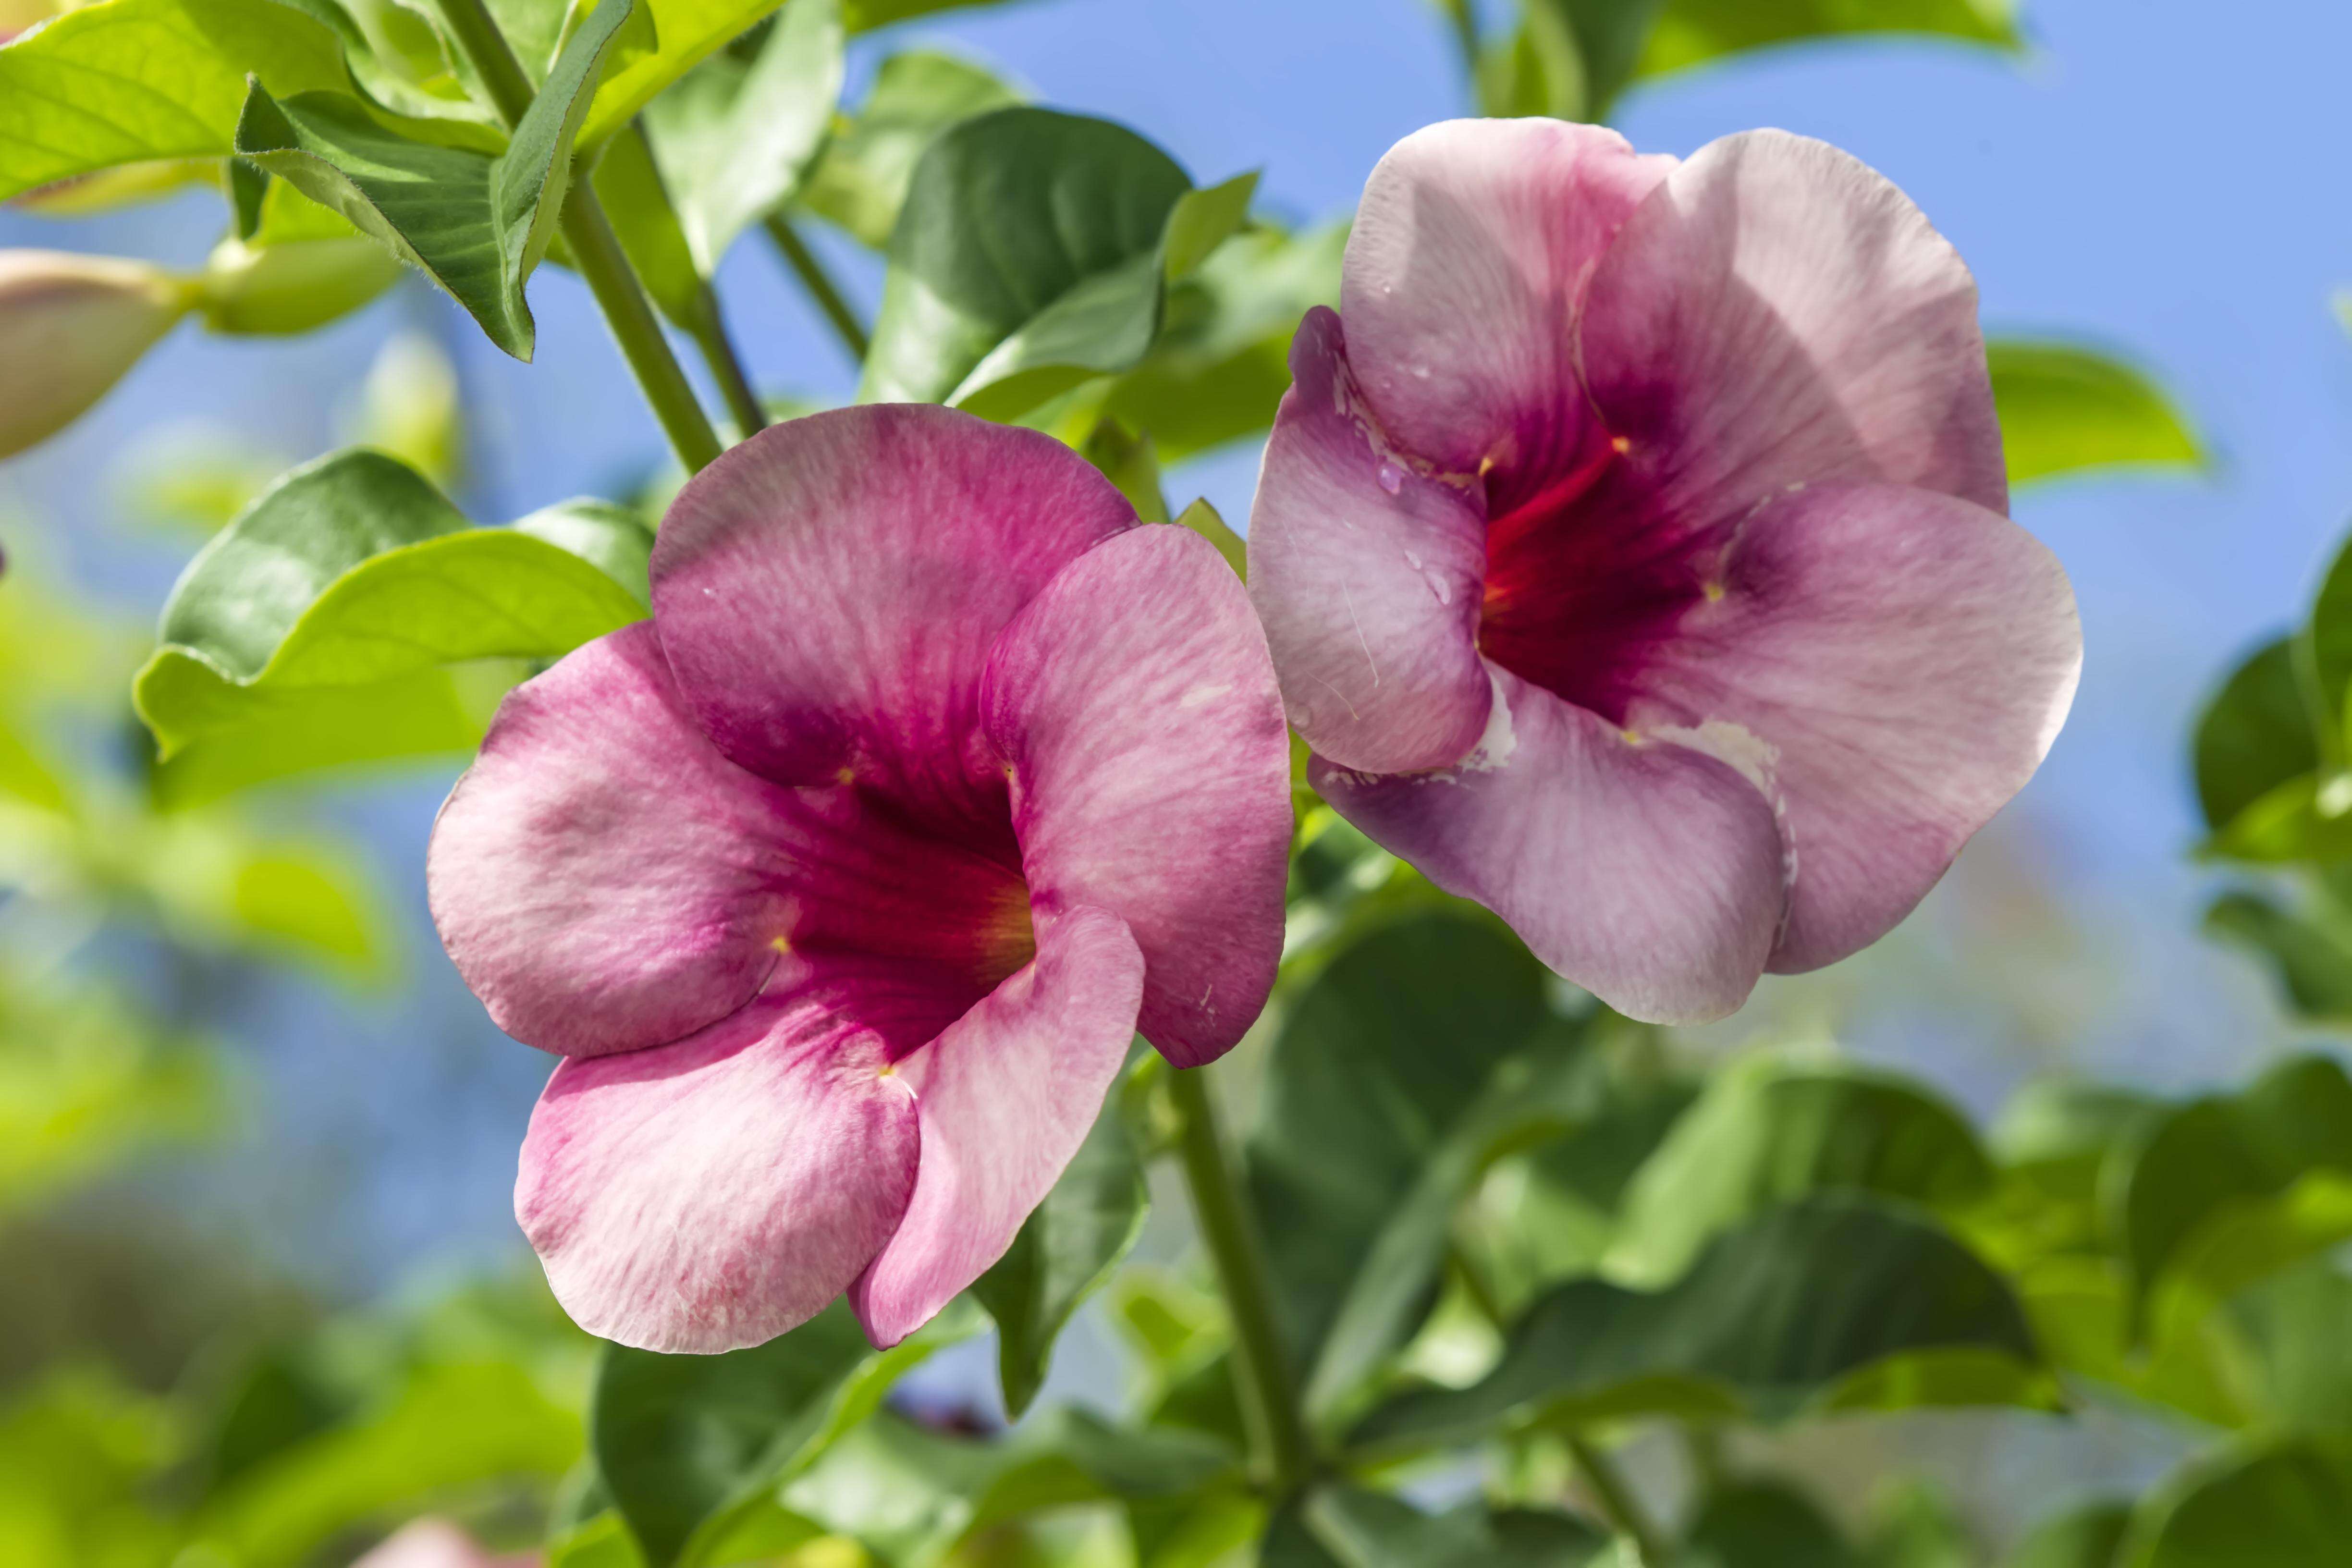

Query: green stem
left=765, top=213, right=870, bottom=363
left=688, top=286, right=769, bottom=437
left=429, top=0, right=724, bottom=474
left=1566, top=1433, right=1668, bottom=1567
left=1166, top=1064, right=1314, bottom=1497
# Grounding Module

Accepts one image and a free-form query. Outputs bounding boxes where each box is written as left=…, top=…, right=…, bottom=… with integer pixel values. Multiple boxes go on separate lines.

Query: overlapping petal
left=516, top=988, right=920, bottom=1354
left=1578, top=130, right=2008, bottom=530
left=427, top=623, right=804, bottom=1059
left=1247, top=307, right=1492, bottom=774
left=1312, top=671, right=1787, bottom=1023
left=1339, top=119, right=1674, bottom=478
left=650, top=405, right=1135, bottom=831
left=985, top=524, right=1292, bottom=1065
left=852, top=905, right=1144, bottom=1347
left=1626, top=482, right=2082, bottom=973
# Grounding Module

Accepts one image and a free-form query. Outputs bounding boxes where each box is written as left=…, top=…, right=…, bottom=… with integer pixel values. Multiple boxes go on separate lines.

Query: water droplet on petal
left=1375, top=462, right=1402, bottom=494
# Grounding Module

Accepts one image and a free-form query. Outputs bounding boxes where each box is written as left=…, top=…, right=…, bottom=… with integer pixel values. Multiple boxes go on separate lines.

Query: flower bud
left=0, top=249, right=193, bottom=459
left=197, top=234, right=403, bottom=336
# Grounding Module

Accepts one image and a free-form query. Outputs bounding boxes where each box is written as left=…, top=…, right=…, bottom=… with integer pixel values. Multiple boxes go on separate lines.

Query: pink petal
left=1625, top=481, right=2081, bottom=973
left=1246, top=307, right=1493, bottom=774
left=851, top=905, right=1144, bottom=1347
left=1311, top=670, right=1786, bottom=1024
left=1338, top=118, right=1675, bottom=478
left=984, top=524, right=1291, bottom=1066
left=1579, top=130, right=2007, bottom=533
left=649, top=405, right=1134, bottom=833
left=516, top=985, right=921, bottom=1354
left=353, top=1520, right=527, bottom=1568
left=427, top=624, right=805, bottom=1059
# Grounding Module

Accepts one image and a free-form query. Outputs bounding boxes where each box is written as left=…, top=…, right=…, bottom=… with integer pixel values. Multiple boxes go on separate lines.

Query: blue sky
left=4, top=0, right=2350, bottom=1293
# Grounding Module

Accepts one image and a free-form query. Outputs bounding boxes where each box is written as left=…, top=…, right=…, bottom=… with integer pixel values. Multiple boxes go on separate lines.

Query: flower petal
left=851, top=905, right=1144, bottom=1347
left=1312, top=669, right=1785, bottom=1024
left=1579, top=130, right=2007, bottom=531
left=1339, top=118, right=1675, bottom=477
left=1625, top=481, right=2081, bottom=973
left=650, top=405, right=1134, bottom=833
left=984, top=524, right=1291, bottom=1066
left=516, top=986, right=920, bottom=1354
left=427, top=623, right=802, bottom=1058
left=1247, top=307, right=1493, bottom=774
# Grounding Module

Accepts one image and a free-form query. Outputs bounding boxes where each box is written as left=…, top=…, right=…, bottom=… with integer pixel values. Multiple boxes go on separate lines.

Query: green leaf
left=233, top=0, right=635, bottom=358
left=1101, top=221, right=1345, bottom=462
left=971, top=1078, right=1150, bottom=1419
left=148, top=671, right=493, bottom=809
left=1604, top=1055, right=1993, bottom=1288
left=2217, top=1258, right=2352, bottom=1440
left=1174, top=499, right=1247, bottom=581
left=1681, top=1481, right=1859, bottom=1568
left=2302, top=519, right=2352, bottom=749
left=2203, top=888, right=2352, bottom=1024
left=2203, top=773, right=2352, bottom=866
left=1987, top=340, right=2204, bottom=486
left=1244, top=911, right=1565, bottom=1388
left=2121, top=1438, right=2352, bottom=1568
left=797, top=47, right=1021, bottom=248
left=579, top=0, right=807, bottom=150
left=135, top=452, right=644, bottom=772
left=1080, top=418, right=1170, bottom=522
left=223, top=838, right=391, bottom=981
left=1639, top=0, right=2021, bottom=84
left=646, top=0, right=844, bottom=274
left=842, top=0, right=1010, bottom=27
left=1163, top=172, right=1259, bottom=280
left=2004, top=1501, right=2132, bottom=1568
left=198, top=1362, right=580, bottom=1568
left=582, top=124, right=711, bottom=331
left=2107, top=1053, right=2352, bottom=1310
left=1349, top=1196, right=2042, bottom=1456
left=862, top=107, right=1239, bottom=420
left=1500, top=0, right=1665, bottom=121
left=2191, top=637, right=2319, bottom=837
left=0, top=0, right=347, bottom=201
left=592, top=1298, right=975, bottom=1568
left=1292, top=1486, right=1610, bottom=1568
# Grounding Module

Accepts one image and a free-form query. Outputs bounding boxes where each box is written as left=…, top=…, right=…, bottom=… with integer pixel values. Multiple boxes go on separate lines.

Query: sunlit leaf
left=647, top=0, right=844, bottom=273
left=2191, top=636, right=2318, bottom=837
left=233, top=0, right=634, bottom=358
left=1604, top=1055, right=1993, bottom=1288
left=1640, top=0, right=2021, bottom=82
left=1350, top=1196, right=2042, bottom=1456
left=0, top=0, right=347, bottom=201
left=796, top=47, right=1021, bottom=248
left=1988, top=341, right=2204, bottom=486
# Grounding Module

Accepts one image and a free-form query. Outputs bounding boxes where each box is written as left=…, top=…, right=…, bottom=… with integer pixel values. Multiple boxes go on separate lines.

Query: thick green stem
left=688, top=286, right=768, bottom=437
left=1166, top=1064, right=1313, bottom=1497
left=765, top=213, right=870, bottom=363
left=1566, top=1433, right=1668, bottom=1567
left=429, top=0, right=724, bottom=473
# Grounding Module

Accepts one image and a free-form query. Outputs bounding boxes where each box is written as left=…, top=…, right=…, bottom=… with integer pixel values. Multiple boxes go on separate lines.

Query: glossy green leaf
left=2005, top=1501, right=2132, bottom=1568
left=863, top=108, right=1248, bottom=420
left=1605, top=1056, right=1994, bottom=1288
left=1246, top=911, right=1565, bottom=1387
left=1987, top=340, right=2204, bottom=486
left=0, top=0, right=347, bottom=201
left=1640, top=0, right=2021, bottom=83
left=2191, top=637, right=2319, bottom=836
left=797, top=48, right=1021, bottom=248
left=1350, top=1196, right=2041, bottom=1455
left=233, top=0, right=634, bottom=359
left=135, top=453, right=644, bottom=772
left=647, top=0, right=844, bottom=273
left=971, top=1079, right=1149, bottom=1418
left=2121, top=1439, right=2352, bottom=1568
left=592, top=1298, right=974, bottom=1567
left=148, top=671, right=493, bottom=809
left=2203, top=888, right=2352, bottom=1023
left=1291, top=1486, right=1609, bottom=1568
left=578, top=0, right=808, bottom=150
left=1681, top=1481, right=1859, bottom=1568
left=2108, top=1053, right=2352, bottom=1308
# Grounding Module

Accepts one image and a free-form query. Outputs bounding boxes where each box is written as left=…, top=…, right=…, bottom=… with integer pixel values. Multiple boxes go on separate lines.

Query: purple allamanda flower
left=429, top=406, right=1291, bottom=1353
left=1249, top=121, right=2082, bottom=1025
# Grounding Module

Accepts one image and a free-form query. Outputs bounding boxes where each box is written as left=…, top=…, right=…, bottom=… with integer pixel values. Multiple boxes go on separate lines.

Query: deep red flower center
left=1476, top=434, right=1712, bottom=728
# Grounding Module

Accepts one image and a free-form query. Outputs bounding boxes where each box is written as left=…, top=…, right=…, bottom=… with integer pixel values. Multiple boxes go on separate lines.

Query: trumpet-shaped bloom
left=429, top=407, right=1290, bottom=1353
left=1249, top=121, right=2080, bottom=1024
left=0, top=249, right=190, bottom=458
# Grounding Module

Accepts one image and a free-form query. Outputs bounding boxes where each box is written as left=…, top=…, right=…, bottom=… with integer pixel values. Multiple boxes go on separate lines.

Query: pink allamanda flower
left=428, top=407, right=1292, bottom=1353
left=1249, top=122, right=2082, bottom=1025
